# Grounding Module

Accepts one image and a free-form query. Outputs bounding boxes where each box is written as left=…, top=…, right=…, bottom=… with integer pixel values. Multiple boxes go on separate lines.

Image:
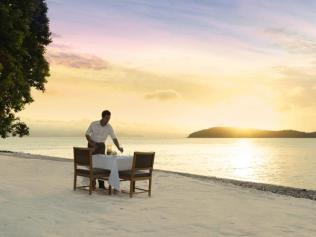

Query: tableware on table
left=106, top=144, right=112, bottom=155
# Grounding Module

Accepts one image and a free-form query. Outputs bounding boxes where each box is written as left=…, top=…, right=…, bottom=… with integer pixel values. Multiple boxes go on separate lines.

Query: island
left=188, top=127, right=316, bottom=138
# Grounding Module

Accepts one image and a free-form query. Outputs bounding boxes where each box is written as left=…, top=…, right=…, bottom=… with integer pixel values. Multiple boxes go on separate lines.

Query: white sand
left=1, top=153, right=316, bottom=237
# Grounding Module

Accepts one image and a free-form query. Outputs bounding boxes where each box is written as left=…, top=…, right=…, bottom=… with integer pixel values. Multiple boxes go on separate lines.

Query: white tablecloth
left=92, top=154, right=133, bottom=191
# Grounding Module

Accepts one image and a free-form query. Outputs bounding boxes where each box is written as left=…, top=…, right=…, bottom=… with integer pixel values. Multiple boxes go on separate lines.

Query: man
left=86, top=110, right=123, bottom=189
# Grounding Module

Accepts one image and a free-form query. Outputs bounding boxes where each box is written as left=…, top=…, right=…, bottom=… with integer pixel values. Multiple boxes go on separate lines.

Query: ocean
left=1, top=136, right=316, bottom=190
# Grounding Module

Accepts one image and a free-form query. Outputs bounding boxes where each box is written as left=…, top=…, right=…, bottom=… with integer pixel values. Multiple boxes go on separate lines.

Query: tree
left=0, top=0, right=51, bottom=138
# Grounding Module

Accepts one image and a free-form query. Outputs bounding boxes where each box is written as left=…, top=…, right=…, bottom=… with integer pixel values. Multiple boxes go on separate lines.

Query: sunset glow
left=20, top=0, right=316, bottom=137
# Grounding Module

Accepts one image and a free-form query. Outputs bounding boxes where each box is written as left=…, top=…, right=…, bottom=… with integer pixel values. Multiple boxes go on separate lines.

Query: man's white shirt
left=85, top=120, right=117, bottom=143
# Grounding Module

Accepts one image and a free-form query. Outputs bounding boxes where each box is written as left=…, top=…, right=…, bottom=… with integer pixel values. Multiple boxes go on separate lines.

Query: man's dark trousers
left=88, top=142, right=106, bottom=189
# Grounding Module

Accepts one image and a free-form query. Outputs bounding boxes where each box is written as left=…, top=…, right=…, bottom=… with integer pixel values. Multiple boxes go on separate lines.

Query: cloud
left=48, top=42, right=70, bottom=50
left=270, top=65, right=316, bottom=110
left=47, top=52, right=107, bottom=70
left=264, top=28, right=316, bottom=55
left=144, top=89, right=181, bottom=101
left=45, top=49, right=221, bottom=106
left=51, top=32, right=61, bottom=38
left=273, top=66, right=316, bottom=80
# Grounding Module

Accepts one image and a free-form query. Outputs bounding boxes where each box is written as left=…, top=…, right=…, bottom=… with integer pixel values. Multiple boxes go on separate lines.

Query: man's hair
left=101, top=110, right=111, bottom=118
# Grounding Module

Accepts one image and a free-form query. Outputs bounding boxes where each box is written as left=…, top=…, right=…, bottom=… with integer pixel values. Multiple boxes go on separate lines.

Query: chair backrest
left=132, top=152, right=155, bottom=170
left=73, top=147, right=92, bottom=167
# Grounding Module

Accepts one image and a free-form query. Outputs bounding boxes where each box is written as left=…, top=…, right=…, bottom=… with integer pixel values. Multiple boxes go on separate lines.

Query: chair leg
left=108, top=185, right=112, bottom=195
left=73, top=173, right=77, bottom=191
left=92, top=179, right=96, bottom=190
left=129, top=180, right=133, bottom=198
left=89, top=178, right=93, bottom=195
left=133, top=181, right=136, bottom=192
left=148, top=178, right=152, bottom=197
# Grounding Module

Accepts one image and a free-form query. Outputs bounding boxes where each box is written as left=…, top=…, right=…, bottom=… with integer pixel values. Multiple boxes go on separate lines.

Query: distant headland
left=188, top=127, right=316, bottom=138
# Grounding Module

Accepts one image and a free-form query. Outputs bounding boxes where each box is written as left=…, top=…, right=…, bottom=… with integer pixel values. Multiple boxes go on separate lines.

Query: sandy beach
left=1, top=152, right=316, bottom=237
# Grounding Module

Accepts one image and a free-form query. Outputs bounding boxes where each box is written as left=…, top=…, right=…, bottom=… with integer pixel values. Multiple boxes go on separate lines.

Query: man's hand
left=87, top=139, right=96, bottom=152
left=113, top=138, right=123, bottom=153
left=88, top=141, right=95, bottom=146
left=118, top=147, right=124, bottom=153
left=90, top=145, right=96, bottom=153
left=89, top=144, right=96, bottom=153
left=86, top=135, right=96, bottom=147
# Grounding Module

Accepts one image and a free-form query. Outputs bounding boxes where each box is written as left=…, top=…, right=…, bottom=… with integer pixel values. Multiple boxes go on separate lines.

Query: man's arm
left=85, top=123, right=96, bottom=147
left=113, top=138, right=123, bottom=153
left=109, top=125, right=123, bottom=153
left=85, top=134, right=95, bottom=146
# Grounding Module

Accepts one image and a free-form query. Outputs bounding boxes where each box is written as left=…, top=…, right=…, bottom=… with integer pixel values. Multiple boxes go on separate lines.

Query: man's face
left=102, top=115, right=111, bottom=124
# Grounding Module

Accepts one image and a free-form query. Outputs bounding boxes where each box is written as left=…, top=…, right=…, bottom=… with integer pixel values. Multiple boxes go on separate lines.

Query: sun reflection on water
left=230, top=139, right=258, bottom=179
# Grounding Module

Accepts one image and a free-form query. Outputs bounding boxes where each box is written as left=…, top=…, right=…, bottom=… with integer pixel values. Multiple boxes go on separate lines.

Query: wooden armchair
left=119, top=152, right=155, bottom=198
left=73, top=147, right=111, bottom=195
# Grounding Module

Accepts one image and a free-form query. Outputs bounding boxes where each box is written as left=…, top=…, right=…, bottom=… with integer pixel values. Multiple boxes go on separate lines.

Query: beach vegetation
left=0, top=0, right=51, bottom=138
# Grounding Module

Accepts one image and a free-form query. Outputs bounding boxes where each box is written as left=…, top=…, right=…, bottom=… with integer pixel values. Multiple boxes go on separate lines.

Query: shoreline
left=1, top=150, right=316, bottom=201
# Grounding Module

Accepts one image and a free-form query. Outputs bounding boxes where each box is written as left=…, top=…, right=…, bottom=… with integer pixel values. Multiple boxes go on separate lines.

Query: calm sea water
left=1, top=137, right=316, bottom=189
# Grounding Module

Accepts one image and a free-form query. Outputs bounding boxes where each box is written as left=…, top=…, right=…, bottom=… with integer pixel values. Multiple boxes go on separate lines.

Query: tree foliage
left=0, top=0, right=51, bottom=138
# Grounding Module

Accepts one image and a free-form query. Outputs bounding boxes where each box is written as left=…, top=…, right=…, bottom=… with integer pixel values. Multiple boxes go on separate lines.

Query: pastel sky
left=20, top=0, right=316, bottom=137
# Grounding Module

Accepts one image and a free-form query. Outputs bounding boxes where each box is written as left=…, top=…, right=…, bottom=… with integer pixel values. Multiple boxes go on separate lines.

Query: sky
left=20, top=0, right=316, bottom=137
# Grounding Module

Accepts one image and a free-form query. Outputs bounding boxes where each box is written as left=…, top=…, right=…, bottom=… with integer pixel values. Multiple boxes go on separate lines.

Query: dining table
left=92, top=154, right=133, bottom=191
